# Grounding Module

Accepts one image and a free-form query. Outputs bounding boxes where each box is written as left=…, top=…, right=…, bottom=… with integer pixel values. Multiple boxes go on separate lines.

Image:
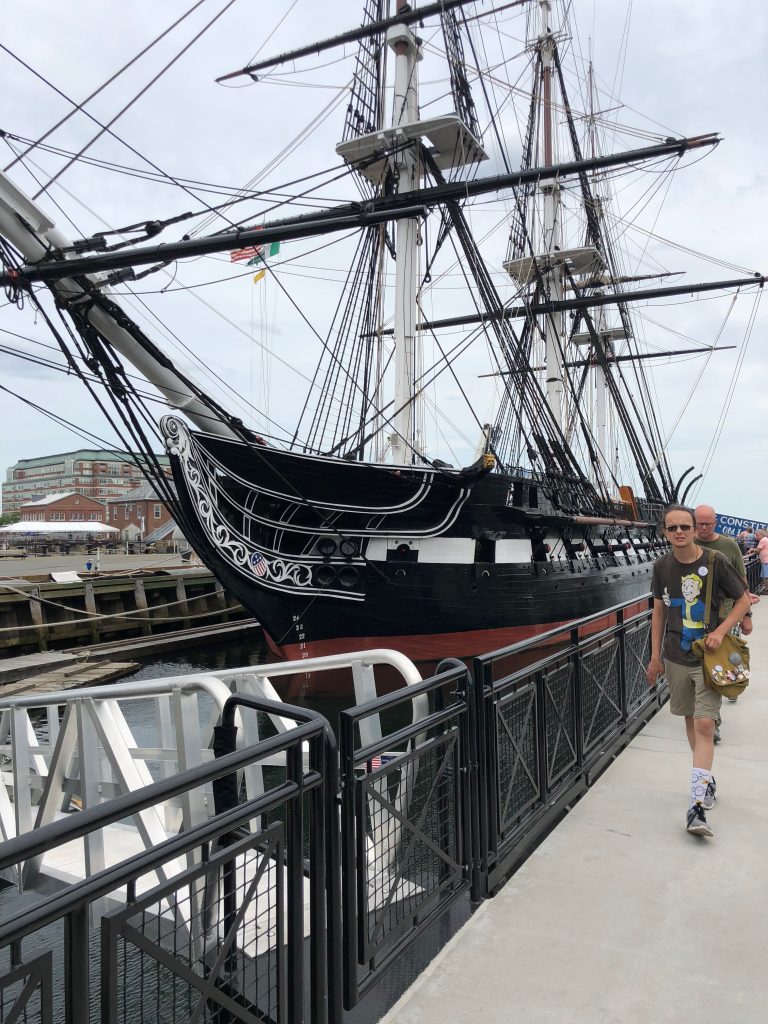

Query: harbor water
left=119, top=634, right=362, bottom=743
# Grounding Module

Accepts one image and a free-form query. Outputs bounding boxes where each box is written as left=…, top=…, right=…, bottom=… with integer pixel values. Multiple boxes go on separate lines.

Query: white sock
left=691, top=767, right=713, bottom=808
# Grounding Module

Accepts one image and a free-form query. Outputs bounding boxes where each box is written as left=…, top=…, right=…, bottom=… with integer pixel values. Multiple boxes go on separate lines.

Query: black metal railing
left=472, top=596, right=663, bottom=894
left=338, top=661, right=471, bottom=1008
left=745, top=553, right=763, bottom=593
left=0, top=594, right=668, bottom=1023
left=0, top=699, right=338, bottom=1024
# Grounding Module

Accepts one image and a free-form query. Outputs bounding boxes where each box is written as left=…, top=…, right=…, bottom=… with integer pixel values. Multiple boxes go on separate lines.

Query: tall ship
left=0, top=1, right=763, bottom=666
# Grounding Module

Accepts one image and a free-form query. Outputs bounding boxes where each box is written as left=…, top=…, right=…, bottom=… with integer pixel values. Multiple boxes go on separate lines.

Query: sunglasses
left=666, top=524, right=693, bottom=532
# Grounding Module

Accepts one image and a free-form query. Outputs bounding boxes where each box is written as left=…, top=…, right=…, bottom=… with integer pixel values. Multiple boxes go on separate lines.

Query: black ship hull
left=164, top=417, right=660, bottom=684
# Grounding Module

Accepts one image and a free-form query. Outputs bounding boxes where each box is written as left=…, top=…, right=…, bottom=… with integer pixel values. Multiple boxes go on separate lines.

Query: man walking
left=694, top=504, right=753, bottom=636
left=646, top=505, right=750, bottom=837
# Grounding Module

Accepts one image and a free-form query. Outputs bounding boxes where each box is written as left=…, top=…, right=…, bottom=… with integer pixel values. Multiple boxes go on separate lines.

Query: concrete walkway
left=383, top=603, right=768, bottom=1024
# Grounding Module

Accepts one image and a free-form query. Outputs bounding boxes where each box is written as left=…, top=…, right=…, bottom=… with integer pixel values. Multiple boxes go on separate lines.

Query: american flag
left=369, top=753, right=396, bottom=770
left=230, top=243, right=263, bottom=263
left=250, top=551, right=268, bottom=577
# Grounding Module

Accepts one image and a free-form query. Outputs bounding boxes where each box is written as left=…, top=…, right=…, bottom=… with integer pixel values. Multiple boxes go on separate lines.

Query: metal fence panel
left=625, top=619, right=654, bottom=713
left=0, top=953, right=54, bottom=1024
left=356, top=732, right=462, bottom=964
left=581, top=636, right=623, bottom=756
left=103, top=825, right=285, bottom=1024
left=543, top=659, right=579, bottom=789
left=340, top=665, right=471, bottom=1009
left=494, top=681, right=541, bottom=837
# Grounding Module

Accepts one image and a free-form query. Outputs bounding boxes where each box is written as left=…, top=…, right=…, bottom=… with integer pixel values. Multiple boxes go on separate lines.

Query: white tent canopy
left=0, top=521, right=119, bottom=535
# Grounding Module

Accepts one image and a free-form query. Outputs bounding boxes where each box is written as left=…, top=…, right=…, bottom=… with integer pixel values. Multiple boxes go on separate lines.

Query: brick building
left=105, top=482, right=175, bottom=544
left=2, top=449, right=171, bottom=513
left=20, top=492, right=107, bottom=523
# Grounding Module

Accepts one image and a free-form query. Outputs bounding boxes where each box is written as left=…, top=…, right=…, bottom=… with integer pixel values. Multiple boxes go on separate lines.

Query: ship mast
left=333, top=1, right=488, bottom=464
left=586, top=57, right=612, bottom=487
left=388, top=1, right=423, bottom=464
left=538, top=0, right=565, bottom=428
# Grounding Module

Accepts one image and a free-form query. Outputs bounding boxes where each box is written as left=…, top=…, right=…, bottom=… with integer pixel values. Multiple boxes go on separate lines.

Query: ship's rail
left=0, top=597, right=666, bottom=1023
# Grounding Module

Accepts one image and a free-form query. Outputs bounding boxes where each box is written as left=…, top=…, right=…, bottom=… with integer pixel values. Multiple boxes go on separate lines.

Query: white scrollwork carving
left=161, top=416, right=314, bottom=593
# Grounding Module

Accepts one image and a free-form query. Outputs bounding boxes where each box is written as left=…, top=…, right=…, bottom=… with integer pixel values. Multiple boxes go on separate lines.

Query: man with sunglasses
left=646, top=505, right=750, bottom=837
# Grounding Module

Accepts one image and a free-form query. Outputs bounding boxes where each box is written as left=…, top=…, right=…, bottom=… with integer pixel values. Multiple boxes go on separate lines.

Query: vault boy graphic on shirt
left=663, top=573, right=705, bottom=652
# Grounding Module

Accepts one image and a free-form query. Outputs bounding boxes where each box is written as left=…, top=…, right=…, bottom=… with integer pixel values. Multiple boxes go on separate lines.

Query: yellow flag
left=252, top=269, right=266, bottom=284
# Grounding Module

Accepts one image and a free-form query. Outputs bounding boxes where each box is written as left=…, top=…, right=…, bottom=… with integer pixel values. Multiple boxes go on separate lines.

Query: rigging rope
left=32, top=0, right=241, bottom=207
left=3, top=0, right=210, bottom=172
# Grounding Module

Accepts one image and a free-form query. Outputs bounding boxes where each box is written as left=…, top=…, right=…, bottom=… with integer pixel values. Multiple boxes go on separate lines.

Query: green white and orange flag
left=248, top=240, right=279, bottom=283
left=229, top=232, right=281, bottom=270
left=247, top=240, right=280, bottom=266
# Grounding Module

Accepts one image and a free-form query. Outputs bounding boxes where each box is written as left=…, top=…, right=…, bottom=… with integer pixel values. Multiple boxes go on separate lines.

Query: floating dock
left=0, top=617, right=262, bottom=688
left=0, top=659, right=139, bottom=698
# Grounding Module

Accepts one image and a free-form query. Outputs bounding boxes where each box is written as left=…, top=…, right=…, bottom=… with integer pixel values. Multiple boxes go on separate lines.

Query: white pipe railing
left=0, top=649, right=425, bottom=897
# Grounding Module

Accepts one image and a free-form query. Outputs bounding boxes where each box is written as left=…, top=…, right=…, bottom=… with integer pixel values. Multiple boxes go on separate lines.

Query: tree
left=0, top=511, right=20, bottom=526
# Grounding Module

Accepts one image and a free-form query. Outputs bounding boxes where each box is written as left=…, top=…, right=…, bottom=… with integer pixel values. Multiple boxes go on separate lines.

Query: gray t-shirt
left=651, top=548, right=746, bottom=666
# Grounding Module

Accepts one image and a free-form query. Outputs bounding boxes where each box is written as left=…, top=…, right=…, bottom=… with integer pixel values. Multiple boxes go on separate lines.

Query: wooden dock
left=0, top=563, right=249, bottom=654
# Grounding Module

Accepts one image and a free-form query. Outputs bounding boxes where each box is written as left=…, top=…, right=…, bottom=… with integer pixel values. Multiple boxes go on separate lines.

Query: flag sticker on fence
left=369, top=753, right=397, bottom=770
left=250, top=551, right=268, bottom=577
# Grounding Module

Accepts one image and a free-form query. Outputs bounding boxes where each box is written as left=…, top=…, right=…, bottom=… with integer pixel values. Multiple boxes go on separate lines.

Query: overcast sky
left=1, top=0, right=766, bottom=519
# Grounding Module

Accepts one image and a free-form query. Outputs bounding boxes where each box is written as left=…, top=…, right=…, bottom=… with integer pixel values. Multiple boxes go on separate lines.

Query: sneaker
left=702, top=777, right=717, bottom=810
left=727, top=696, right=739, bottom=703
left=713, top=726, right=721, bottom=744
left=686, top=803, right=714, bottom=837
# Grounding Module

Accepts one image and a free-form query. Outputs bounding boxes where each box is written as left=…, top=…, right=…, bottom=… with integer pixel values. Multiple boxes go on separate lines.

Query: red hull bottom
left=263, top=602, right=648, bottom=698
left=267, top=620, right=584, bottom=663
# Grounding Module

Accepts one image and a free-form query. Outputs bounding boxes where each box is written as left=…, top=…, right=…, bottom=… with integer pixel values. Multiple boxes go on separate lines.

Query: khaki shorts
left=665, top=659, right=722, bottom=719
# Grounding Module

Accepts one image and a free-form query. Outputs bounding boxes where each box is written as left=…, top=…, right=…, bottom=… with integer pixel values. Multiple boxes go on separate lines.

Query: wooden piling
left=28, top=592, right=48, bottom=652
left=133, top=579, right=153, bottom=636
left=175, top=577, right=191, bottom=629
left=83, top=581, right=101, bottom=644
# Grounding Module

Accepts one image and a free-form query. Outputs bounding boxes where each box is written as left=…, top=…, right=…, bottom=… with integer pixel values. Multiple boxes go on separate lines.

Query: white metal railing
left=0, top=649, right=425, bottom=893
